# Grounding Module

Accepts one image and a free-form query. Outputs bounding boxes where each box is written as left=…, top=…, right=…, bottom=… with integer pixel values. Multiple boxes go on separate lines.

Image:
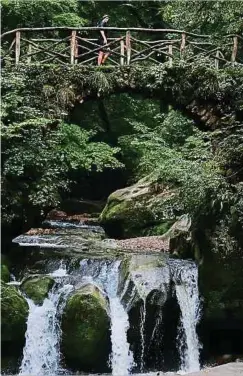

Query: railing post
left=180, top=32, right=186, bottom=58
left=70, top=30, right=77, bottom=64
left=168, top=44, right=173, bottom=67
left=15, top=31, right=20, bottom=64
left=27, top=43, right=32, bottom=64
left=126, top=30, right=131, bottom=65
left=231, top=36, right=238, bottom=63
left=215, top=48, right=220, bottom=69
left=120, top=38, right=125, bottom=66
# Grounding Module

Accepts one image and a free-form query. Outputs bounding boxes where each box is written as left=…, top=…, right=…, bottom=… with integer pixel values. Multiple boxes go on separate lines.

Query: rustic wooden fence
left=1, top=27, right=242, bottom=67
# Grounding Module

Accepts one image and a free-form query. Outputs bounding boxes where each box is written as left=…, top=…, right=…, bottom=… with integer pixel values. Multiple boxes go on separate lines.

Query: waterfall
left=79, top=259, right=134, bottom=375
left=17, top=245, right=201, bottom=375
left=171, top=260, right=201, bottom=373
left=19, top=281, right=73, bottom=375
left=139, top=299, right=146, bottom=371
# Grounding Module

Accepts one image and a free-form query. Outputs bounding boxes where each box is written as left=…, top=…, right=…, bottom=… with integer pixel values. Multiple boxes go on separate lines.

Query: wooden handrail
left=2, top=26, right=243, bottom=39
left=2, top=27, right=242, bottom=68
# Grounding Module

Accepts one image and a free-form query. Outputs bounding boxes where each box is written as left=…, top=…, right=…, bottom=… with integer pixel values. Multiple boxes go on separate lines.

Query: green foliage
left=1, top=65, right=123, bottom=225
left=58, top=122, right=122, bottom=172
left=1, top=118, right=122, bottom=224
left=163, top=1, right=243, bottom=35
left=119, top=109, right=228, bottom=220
left=1, top=0, right=82, bottom=30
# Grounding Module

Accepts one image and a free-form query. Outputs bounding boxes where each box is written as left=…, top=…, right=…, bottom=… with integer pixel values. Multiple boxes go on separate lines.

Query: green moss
left=143, top=220, right=175, bottom=236
left=21, top=276, right=54, bottom=305
left=101, top=198, right=155, bottom=237
left=1, top=282, right=28, bottom=344
left=1, top=264, right=10, bottom=282
left=61, top=284, right=111, bottom=372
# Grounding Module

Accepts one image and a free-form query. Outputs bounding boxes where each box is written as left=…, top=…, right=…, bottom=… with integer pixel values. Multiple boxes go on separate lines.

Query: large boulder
left=21, top=276, right=54, bottom=305
left=61, top=283, right=111, bottom=373
left=100, top=176, right=178, bottom=238
left=1, top=282, right=29, bottom=352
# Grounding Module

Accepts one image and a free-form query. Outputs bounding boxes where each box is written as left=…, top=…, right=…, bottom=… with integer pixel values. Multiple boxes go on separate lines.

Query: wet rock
left=186, top=362, right=243, bottom=375
left=61, top=283, right=111, bottom=373
left=46, top=209, right=67, bottom=220
left=1, top=282, right=28, bottom=352
left=21, top=276, right=54, bottom=305
left=119, top=254, right=169, bottom=310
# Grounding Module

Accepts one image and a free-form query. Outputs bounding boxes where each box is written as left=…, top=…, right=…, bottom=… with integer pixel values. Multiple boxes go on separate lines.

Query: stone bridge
left=1, top=27, right=242, bottom=130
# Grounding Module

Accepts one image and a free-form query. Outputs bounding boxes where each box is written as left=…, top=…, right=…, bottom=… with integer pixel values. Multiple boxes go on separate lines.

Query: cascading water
left=15, top=217, right=202, bottom=376
left=170, top=260, right=201, bottom=373
left=19, top=279, right=73, bottom=376
left=79, top=259, right=134, bottom=375
left=139, top=299, right=146, bottom=371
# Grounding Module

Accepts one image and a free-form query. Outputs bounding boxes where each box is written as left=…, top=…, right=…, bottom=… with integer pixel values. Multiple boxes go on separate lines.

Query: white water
left=19, top=282, right=73, bottom=375
left=49, top=262, right=68, bottom=277
left=107, top=262, right=134, bottom=375
left=140, top=299, right=146, bottom=371
left=42, top=219, right=104, bottom=233
left=79, top=260, right=134, bottom=375
left=18, top=254, right=201, bottom=376
left=171, top=260, right=201, bottom=373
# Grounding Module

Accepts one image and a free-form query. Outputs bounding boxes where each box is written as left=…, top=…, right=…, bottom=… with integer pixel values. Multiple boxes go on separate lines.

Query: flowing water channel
left=12, top=221, right=201, bottom=376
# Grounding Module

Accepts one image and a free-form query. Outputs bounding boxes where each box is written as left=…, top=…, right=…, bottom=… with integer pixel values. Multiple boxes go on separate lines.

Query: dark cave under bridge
left=1, top=27, right=242, bottom=67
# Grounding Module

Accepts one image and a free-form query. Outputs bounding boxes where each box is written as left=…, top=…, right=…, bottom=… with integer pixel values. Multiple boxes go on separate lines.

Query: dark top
left=97, top=19, right=108, bottom=44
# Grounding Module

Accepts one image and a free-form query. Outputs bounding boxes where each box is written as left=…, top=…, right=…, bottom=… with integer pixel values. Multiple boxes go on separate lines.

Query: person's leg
left=102, top=51, right=110, bottom=64
left=98, top=51, right=104, bottom=65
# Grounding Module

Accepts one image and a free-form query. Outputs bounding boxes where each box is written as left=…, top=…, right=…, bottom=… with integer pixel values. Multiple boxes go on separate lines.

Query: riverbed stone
left=46, top=209, right=67, bottom=220
left=61, top=283, right=111, bottom=372
left=1, top=282, right=28, bottom=348
left=21, top=275, right=54, bottom=305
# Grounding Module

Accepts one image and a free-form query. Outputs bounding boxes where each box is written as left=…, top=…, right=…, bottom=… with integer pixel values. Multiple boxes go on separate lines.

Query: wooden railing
left=1, top=27, right=242, bottom=67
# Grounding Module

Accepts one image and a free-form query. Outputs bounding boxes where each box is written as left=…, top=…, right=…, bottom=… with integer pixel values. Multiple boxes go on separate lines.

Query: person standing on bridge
left=97, top=15, right=110, bottom=65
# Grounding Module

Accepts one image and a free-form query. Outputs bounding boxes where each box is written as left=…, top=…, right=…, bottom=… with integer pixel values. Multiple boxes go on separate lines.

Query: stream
left=9, top=220, right=202, bottom=375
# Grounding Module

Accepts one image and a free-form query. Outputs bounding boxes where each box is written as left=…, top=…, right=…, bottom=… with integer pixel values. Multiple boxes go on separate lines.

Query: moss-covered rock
left=61, top=283, right=111, bottom=373
left=1, top=264, right=10, bottom=282
left=100, top=176, right=178, bottom=238
left=1, top=282, right=28, bottom=348
left=21, top=276, right=54, bottom=305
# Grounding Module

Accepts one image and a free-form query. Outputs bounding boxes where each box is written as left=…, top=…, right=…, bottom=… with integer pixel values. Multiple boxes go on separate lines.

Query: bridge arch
left=20, top=63, right=241, bottom=131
